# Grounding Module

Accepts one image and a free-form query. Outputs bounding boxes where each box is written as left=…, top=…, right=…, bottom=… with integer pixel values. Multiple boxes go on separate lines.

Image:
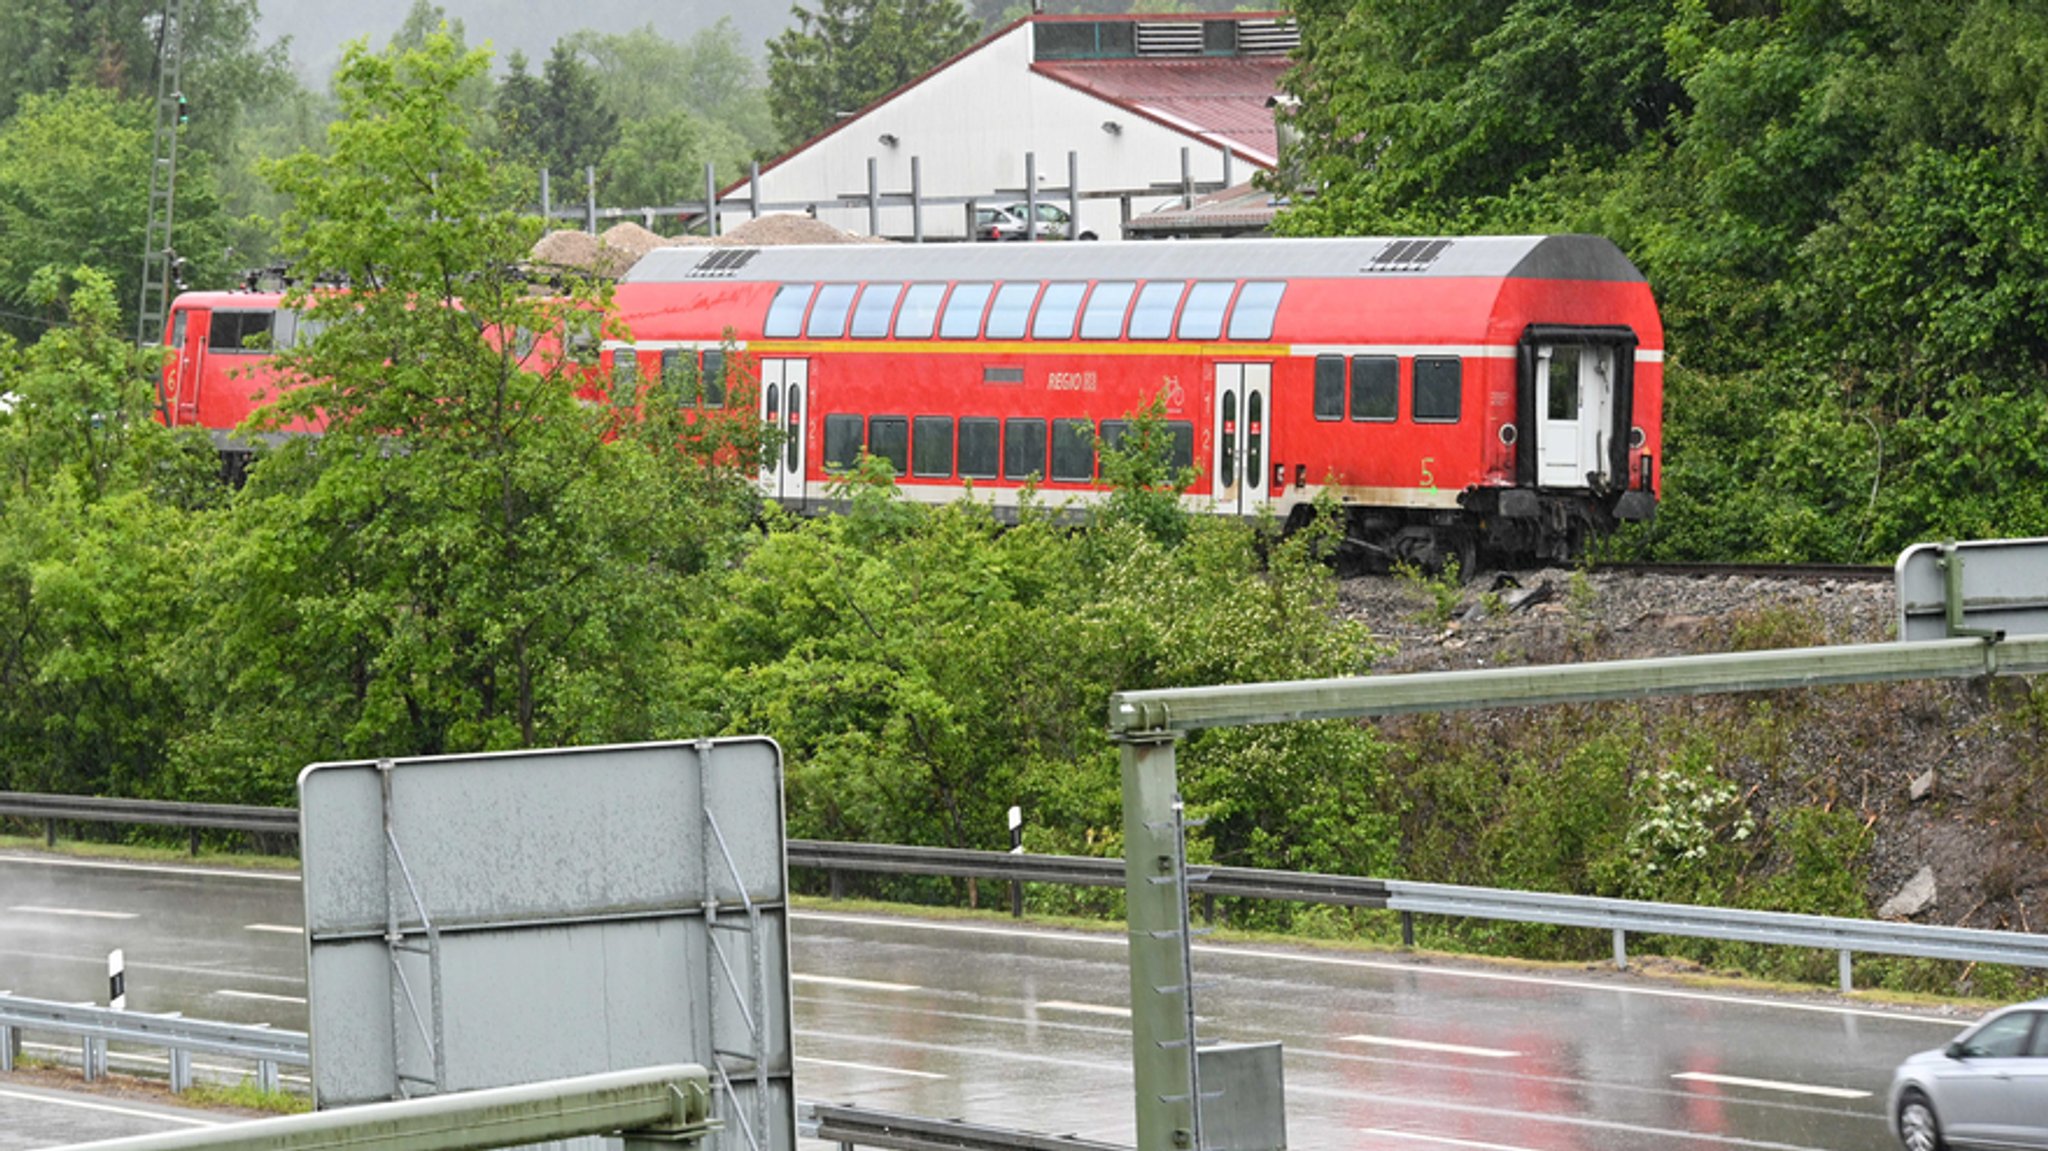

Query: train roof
left=621, top=235, right=1645, bottom=287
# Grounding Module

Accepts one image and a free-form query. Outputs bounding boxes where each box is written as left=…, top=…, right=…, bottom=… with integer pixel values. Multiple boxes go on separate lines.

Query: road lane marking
left=9, top=905, right=138, bottom=920
left=1040, top=1000, right=1129, bottom=1017
left=796, top=1055, right=948, bottom=1080
left=1360, top=1130, right=1536, bottom=1151
left=0, top=854, right=300, bottom=882
left=1342, top=1035, right=1519, bottom=1059
left=1672, top=1072, right=1871, bottom=1099
left=217, top=989, right=308, bottom=1005
left=793, top=973, right=918, bottom=993
left=0, top=1085, right=220, bottom=1126
left=793, top=910, right=1961, bottom=1026
left=245, top=923, right=304, bottom=934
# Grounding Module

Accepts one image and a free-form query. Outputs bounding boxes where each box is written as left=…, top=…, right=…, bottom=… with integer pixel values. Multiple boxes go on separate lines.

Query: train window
left=912, top=416, right=954, bottom=477
left=171, top=311, right=187, bottom=349
left=1167, top=421, right=1195, bottom=471
left=1227, top=281, right=1285, bottom=340
left=806, top=283, right=858, bottom=338
left=824, top=414, right=864, bottom=472
left=940, top=282, right=994, bottom=338
left=984, top=282, right=1039, bottom=340
left=1414, top=356, right=1462, bottom=422
left=272, top=309, right=298, bottom=348
left=1127, top=281, right=1186, bottom=340
left=1351, top=355, right=1397, bottom=421
left=1547, top=347, right=1582, bottom=418
left=764, top=284, right=814, bottom=338
left=1313, top=355, right=1345, bottom=421
left=1032, top=282, right=1087, bottom=339
left=1004, top=417, right=1047, bottom=480
left=850, top=283, right=902, bottom=338
left=661, top=349, right=691, bottom=403
left=959, top=417, right=1000, bottom=479
left=868, top=416, right=909, bottom=475
left=207, top=310, right=275, bottom=353
left=895, top=282, right=946, bottom=339
left=612, top=348, right=643, bottom=393
left=1079, top=281, right=1136, bottom=339
left=1177, top=281, right=1234, bottom=340
left=1099, top=419, right=1195, bottom=471
left=1051, top=418, right=1095, bottom=482
left=701, top=349, right=726, bottom=408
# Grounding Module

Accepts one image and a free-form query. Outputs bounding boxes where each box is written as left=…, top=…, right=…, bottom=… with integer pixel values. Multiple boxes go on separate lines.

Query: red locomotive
left=159, top=234, right=1662, bottom=568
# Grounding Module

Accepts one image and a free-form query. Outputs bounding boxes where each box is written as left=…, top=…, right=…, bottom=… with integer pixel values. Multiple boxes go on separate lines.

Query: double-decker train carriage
left=611, top=234, right=1663, bottom=568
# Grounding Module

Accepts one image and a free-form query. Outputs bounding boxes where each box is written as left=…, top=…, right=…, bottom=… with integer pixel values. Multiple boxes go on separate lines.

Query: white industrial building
left=722, top=12, right=1296, bottom=242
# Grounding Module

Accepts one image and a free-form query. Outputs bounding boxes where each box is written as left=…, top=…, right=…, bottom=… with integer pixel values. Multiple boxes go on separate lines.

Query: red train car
left=611, top=235, right=1662, bottom=567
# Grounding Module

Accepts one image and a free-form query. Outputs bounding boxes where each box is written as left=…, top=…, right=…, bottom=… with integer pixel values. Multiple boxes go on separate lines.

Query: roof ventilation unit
left=1236, top=19, right=1300, bottom=55
left=1364, top=239, right=1452, bottom=273
left=687, top=248, right=759, bottom=278
left=1135, top=22, right=1204, bottom=56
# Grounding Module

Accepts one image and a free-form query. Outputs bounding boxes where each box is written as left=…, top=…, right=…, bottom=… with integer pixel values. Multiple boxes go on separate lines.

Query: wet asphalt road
left=0, top=851, right=1962, bottom=1149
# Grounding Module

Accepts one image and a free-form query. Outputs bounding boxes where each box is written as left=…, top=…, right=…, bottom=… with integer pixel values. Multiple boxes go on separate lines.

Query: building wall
left=730, top=25, right=1251, bottom=241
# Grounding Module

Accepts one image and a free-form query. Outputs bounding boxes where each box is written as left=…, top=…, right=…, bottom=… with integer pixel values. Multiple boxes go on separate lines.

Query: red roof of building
left=1031, top=56, right=1292, bottom=166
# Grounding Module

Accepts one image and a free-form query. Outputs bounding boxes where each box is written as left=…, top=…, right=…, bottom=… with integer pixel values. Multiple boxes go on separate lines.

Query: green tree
left=766, top=0, right=978, bottom=148
left=0, top=85, right=224, bottom=340
left=0, top=266, right=217, bottom=796
left=494, top=41, right=618, bottom=182
left=166, top=30, right=764, bottom=796
left=567, top=21, right=777, bottom=167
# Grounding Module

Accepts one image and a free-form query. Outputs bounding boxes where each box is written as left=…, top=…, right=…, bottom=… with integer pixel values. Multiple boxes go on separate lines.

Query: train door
left=758, top=357, right=808, bottom=508
left=165, top=307, right=208, bottom=425
left=1213, top=362, right=1272, bottom=516
left=1535, top=344, right=1615, bottom=489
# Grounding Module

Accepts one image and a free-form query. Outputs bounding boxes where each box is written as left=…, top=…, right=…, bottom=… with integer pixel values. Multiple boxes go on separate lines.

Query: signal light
left=175, top=93, right=189, bottom=125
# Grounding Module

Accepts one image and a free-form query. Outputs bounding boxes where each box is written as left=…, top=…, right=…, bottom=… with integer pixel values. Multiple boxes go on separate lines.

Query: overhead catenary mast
left=136, top=0, right=189, bottom=373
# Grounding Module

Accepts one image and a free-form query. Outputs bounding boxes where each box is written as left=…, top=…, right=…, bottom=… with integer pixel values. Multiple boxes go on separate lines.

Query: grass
left=182, top=1079, right=312, bottom=1114
left=0, top=831, right=299, bottom=871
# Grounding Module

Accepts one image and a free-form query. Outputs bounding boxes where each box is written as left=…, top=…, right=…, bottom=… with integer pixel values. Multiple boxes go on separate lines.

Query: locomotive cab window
left=1004, top=417, right=1047, bottom=480
left=1352, top=355, right=1397, bottom=421
left=1227, top=281, right=1284, bottom=340
left=912, top=416, right=954, bottom=477
left=1176, top=281, right=1235, bottom=340
left=941, top=282, right=995, bottom=339
left=895, top=283, right=946, bottom=339
left=959, top=417, right=1000, bottom=479
left=208, top=309, right=275, bottom=353
left=171, top=311, right=188, bottom=349
left=1032, top=282, right=1087, bottom=339
left=1127, top=281, right=1186, bottom=340
left=764, top=284, right=814, bottom=338
left=868, top=416, right=909, bottom=475
left=1313, top=355, right=1345, bottom=420
left=1079, top=281, right=1136, bottom=340
left=1050, top=418, right=1095, bottom=482
left=824, top=413, right=863, bottom=472
left=806, top=283, right=858, bottom=338
left=850, top=283, right=902, bottom=338
left=1414, top=356, right=1462, bottom=422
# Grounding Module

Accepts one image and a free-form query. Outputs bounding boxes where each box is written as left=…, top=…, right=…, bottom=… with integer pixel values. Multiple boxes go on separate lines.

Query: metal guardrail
left=804, top=1102, right=1125, bottom=1151
left=0, top=992, right=307, bottom=1093
left=8, top=791, right=2046, bottom=991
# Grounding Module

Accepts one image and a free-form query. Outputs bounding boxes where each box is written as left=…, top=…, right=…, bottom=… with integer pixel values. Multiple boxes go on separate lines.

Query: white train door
left=1536, top=344, right=1615, bottom=488
left=1213, top=363, right=1272, bottom=516
left=759, top=357, right=808, bottom=508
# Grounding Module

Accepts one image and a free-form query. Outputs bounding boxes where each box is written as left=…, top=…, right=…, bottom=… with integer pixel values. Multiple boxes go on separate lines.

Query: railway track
left=1593, top=561, right=1892, bottom=582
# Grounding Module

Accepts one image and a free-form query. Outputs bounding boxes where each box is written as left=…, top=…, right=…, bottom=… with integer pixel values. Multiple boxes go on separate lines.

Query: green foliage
left=493, top=42, right=618, bottom=181
left=1091, top=391, right=1196, bottom=548
left=156, top=31, right=766, bottom=798
left=766, top=0, right=979, bottom=148
left=0, top=87, right=223, bottom=340
left=0, top=268, right=218, bottom=796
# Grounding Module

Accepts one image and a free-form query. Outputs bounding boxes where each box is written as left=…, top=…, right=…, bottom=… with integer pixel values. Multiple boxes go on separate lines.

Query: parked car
left=972, top=202, right=1096, bottom=242
left=1889, top=999, right=2048, bottom=1151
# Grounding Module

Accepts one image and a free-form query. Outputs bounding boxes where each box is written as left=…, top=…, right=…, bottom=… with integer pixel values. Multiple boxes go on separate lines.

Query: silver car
left=1890, top=999, right=2048, bottom=1150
